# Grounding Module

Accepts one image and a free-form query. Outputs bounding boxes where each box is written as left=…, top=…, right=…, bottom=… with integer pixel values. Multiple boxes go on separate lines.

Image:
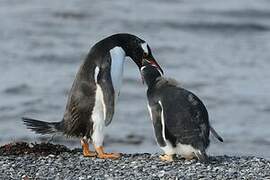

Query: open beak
left=146, top=57, right=164, bottom=74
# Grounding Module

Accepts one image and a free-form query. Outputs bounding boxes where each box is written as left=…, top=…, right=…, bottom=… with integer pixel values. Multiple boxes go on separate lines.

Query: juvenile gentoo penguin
left=22, top=33, right=163, bottom=159
left=141, top=60, right=223, bottom=163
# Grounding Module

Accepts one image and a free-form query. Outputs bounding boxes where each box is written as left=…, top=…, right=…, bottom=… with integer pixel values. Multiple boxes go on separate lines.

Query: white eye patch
left=141, top=43, right=148, bottom=55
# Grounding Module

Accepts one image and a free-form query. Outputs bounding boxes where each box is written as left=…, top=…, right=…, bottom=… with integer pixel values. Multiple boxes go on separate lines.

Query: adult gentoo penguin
left=22, top=33, right=163, bottom=159
left=140, top=60, right=223, bottom=163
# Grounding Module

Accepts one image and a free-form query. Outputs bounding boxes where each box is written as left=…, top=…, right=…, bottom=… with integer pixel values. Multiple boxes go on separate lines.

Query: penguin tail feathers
left=210, top=125, right=224, bottom=142
left=195, top=150, right=209, bottom=164
left=22, top=117, right=63, bottom=135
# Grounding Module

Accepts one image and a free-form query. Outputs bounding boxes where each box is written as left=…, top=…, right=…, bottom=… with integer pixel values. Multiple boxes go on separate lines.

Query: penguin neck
left=109, top=46, right=126, bottom=97
left=144, top=72, right=161, bottom=89
left=146, top=76, right=160, bottom=89
left=116, top=41, right=132, bottom=58
left=112, top=34, right=140, bottom=61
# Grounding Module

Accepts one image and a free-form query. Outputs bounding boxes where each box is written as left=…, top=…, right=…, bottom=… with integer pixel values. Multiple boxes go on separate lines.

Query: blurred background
left=1, top=0, right=270, bottom=158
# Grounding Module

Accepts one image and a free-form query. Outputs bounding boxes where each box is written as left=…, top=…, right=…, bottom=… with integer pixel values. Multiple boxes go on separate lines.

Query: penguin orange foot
left=160, top=154, right=174, bottom=161
left=81, top=139, right=96, bottom=157
left=95, top=146, right=120, bottom=159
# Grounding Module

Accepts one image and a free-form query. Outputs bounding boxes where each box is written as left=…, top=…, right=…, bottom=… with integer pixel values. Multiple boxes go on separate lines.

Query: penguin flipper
left=97, top=65, right=115, bottom=127
left=148, top=101, right=167, bottom=147
left=210, top=125, right=223, bottom=142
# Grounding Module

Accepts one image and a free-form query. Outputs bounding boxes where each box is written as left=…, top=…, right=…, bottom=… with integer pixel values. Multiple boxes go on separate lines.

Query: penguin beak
left=145, top=57, right=163, bottom=75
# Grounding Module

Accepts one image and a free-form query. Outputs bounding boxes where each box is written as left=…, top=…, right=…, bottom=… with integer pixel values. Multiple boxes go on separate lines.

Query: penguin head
left=120, top=34, right=163, bottom=74
left=140, top=59, right=162, bottom=87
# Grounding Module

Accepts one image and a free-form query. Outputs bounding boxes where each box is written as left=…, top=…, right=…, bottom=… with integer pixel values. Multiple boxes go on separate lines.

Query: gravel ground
left=1, top=153, right=270, bottom=179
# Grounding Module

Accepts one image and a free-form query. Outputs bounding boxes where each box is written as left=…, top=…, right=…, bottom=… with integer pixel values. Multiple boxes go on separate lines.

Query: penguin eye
left=143, top=52, right=148, bottom=58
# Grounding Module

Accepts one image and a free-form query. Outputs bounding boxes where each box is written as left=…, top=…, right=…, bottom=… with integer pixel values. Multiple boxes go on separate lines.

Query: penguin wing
left=148, top=102, right=166, bottom=147
left=160, top=91, right=210, bottom=147
left=97, top=63, right=115, bottom=127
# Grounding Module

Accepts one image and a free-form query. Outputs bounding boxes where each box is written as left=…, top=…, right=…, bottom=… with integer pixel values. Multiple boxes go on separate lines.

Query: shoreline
left=0, top=142, right=270, bottom=179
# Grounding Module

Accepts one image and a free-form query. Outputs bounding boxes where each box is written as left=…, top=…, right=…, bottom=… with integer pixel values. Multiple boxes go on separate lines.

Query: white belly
left=175, top=143, right=198, bottom=158
left=91, top=84, right=105, bottom=146
left=160, top=141, right=199, bottom=158
left=109, top=46, right=125, bottom=99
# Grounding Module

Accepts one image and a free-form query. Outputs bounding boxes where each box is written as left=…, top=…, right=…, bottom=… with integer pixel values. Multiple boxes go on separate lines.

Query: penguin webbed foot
left=83, top=150, right=97, bottom=157
left=97, top=152, right=121, bottom=159
left=81, top=139, right=97, bottom=157
left=95, top=145, right=121, bottom=160
left=159, top=154, right=174, bottom=161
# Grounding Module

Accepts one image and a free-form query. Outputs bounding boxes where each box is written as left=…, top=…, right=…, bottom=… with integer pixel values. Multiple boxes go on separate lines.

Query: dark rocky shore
left=0, top=143, right=269, bottom=179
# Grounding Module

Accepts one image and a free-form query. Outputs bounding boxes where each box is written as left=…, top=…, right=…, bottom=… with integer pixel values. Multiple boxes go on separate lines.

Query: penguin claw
left=160, top=154, right=174, bottom=161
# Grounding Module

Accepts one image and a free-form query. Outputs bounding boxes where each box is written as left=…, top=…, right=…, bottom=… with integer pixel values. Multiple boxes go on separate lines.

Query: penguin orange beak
left=146, top=58, right=164, bottom=74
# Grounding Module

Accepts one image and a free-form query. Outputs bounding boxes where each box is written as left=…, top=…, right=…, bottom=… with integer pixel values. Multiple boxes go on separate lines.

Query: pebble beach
left=0, top=143, right=269, bottom=179
left=1, top=153, right=270, bottom=179
left=1, top=0, right=270, bottom=158
left=1, top=0, right=270, bottom=179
